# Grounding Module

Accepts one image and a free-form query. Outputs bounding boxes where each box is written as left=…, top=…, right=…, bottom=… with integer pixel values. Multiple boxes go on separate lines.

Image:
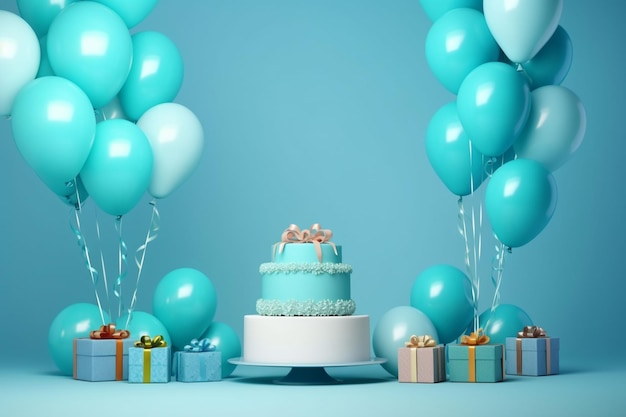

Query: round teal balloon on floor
left=372, top=306, right=438, bottom=377
left=116, top=311, right=171, bottom=346
left=153, top=268, right=217, bottom=349
left=199, top=321, right=241, bottom=378
left=48, top=303, right=109, bottom=376
left=410, top=264, right=474, bottom=344
left=477, top=304, right=534, bottom=345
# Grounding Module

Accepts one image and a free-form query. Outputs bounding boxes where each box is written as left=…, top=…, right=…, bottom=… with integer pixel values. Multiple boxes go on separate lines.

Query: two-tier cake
left=241, top=224, right=372, bottom=365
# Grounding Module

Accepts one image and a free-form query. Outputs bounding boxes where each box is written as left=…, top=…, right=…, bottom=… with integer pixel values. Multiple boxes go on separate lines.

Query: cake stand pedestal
left=228, top=358, right=387, bottom=385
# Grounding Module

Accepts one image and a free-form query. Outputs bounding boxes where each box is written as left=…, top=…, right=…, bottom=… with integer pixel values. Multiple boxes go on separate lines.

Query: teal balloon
left=152, top=268, right=218, bottom=350
left=425, top=8, right=499, bottom=94
left=199, top=322, right=241, bottom=378
left=484, top=0, right=562, bottom=64
left=11, top=76, right=96, bottom=196
left=426, top=102, right=485, bottom=196
left=372, top=306, right=438, bottom=377
left=16, top=0, right=79, bottom=38
left=457, top=62, right=531, bottom=157
left=514, top=85, right=586, bottom=172
left=80, top=119, right=153, bottom=216
left=521, top=26, right=572, bottom=90
left=410, top=264, right=474, bottom=344
left=47, top=1, right=132, bottom=109
left=419, top=0, right=482, bottom=21
left=116, top=311, right=171, bottom=346
left=485, top=158, right=558, bottom=248
left=119, top=31, right=184, bottom=121
left=48, top=303, right=109, bottom=376
left=91, top=0, right=159, bottom=28
left=476, top=304, right=533, bottom=345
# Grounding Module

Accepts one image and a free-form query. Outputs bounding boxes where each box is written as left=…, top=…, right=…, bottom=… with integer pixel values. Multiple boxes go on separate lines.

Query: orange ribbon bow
left=89, top=323, right=130, bottom=339
left=274, top=223, right=337, bottom=262
left=461, top=329, right=490, bottom=345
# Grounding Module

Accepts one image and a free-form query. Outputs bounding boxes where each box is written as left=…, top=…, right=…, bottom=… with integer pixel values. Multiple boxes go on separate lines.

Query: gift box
left=448, top=330, right=504, bottom=383
left=505, top=326, right=560, bottom=376
left=174, top=338, right=222, bottom=382
left=128, top=335, right=171, bottom=383
left=397, top=335, right=446, bottom=383
left=73, top=324, right=132, bottom=382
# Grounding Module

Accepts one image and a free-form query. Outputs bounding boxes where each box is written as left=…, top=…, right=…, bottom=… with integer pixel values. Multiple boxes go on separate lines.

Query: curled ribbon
left=135, top=335, right=167, bottom=349
left=89, top=323, right=130, bottom=339
left=405, top=334, right=437, bottom=348
left=184, top=338, right=216, bottom=352
left=274, top=223, right=337, bottom=262
left=517, top=326, right=547, bottom=338
left=461, top=329, right=490, bottom=345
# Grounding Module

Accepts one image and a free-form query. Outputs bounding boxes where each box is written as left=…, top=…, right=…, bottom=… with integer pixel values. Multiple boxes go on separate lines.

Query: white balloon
left=514, top=85, right=586, bottom=172
left=0, top=10, right=40, bottom=116
left=137, top=103, right=204, bottom=199
left=484, top=0, right=563, bottom=64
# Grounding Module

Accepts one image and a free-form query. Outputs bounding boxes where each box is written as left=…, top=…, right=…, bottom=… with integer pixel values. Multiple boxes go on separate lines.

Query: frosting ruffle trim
left=259, top=262, right=352, bottom=275
left=256, top=299, right=356, bottom=316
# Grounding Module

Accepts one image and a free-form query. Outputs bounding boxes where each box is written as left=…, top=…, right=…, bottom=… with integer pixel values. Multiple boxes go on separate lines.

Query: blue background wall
left=0, top=0, right=623, bottom=364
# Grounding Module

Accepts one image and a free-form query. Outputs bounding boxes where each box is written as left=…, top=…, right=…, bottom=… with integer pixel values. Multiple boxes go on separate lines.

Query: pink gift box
left=398, top=346, right=446, bottom=383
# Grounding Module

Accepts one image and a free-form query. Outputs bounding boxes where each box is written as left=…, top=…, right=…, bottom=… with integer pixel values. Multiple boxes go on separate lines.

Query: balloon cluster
left=2, top=1, right=203, bottom=211
left=422, top=0, right=585, bottom=326
left=48, top=268, right=242, bottom=378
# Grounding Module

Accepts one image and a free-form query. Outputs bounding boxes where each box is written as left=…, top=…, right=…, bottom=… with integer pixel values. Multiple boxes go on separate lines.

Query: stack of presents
left=73, top=324, right=222, bottom=383
left=398, top=325, right=559, bottom=383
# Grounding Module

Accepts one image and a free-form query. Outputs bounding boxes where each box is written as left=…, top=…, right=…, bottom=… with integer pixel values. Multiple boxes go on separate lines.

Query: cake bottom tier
left=242, top=315, right=371, bottom=365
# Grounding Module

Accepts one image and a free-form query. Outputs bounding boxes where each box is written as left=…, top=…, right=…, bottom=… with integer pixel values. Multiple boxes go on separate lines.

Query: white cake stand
left=228, top=358, right=387, bottom=385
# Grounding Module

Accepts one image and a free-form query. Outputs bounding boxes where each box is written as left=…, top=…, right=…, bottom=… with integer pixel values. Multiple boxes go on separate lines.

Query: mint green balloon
left=119, top=31, right=184, bottom=121
left=419, top=0, right=482, bottom=21
left=200, top=321, right=241, bottom=378
left=410, top=264, right=474, bottom=344
left=457, top=62, right=531, bottom=157
left=11, top=76, right=96, bottom=196
left=152, top=268, right=218, bottom=350
left=47, top=1, right=132, bottom=109
left=485, top=158, right=557, bottom=248
left=425, top=8, right=499, bottom=94
left=521, top=26, right=572, bottom=90
left=48, top=303, right=109, bottom=376
left=426, top=102, right=485, bottom=196
left=80, top=119, right=153, bottom=216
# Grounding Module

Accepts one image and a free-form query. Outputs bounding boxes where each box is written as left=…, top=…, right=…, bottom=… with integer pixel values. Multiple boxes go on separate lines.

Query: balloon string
left=69, top=184, right=105, bottom=325
left=490, top=237, right=510, bottom=313
left=125, top=200, right=160, bottom=329
left=114, top=215, right=128, bottom=319
left=93, top=208, right=111, bottom=320
left=458, top=196, right=479, bottom=332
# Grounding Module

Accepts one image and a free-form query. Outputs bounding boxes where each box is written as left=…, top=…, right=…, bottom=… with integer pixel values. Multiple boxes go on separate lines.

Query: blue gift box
left=448, top=344, right=504, bottom=383
left=174, top=351, right=222, bottom=382
left=505, top=337, right=560, bottom=376
left=128, top=345, right=171, bottom=383
left=73, top=338, right=133, bottom=381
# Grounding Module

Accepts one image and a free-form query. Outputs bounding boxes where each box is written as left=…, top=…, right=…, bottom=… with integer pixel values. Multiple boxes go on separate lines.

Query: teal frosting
left=256, top=299, right=356, bottom=316
left=259, top=262, right=352, bottom=275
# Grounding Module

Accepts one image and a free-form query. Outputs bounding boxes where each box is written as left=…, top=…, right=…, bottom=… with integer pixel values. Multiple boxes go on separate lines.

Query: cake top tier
left=272, top=223, right=339, bottom=263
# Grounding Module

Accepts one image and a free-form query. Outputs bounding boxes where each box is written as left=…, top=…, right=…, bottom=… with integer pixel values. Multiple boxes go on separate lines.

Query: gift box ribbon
left=273, top=223, right=337, bottom=262
left=515, top=326, right=552, bottom=375
left=89, top=323, right=130, bottom=340
left=184, top=338, right=216, bottom=352
left=135, top=335, right=167, bottom=382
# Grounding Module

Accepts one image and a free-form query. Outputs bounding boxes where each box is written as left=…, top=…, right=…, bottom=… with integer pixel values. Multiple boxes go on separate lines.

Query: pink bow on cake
left=274, top=223, right=337, bottom=262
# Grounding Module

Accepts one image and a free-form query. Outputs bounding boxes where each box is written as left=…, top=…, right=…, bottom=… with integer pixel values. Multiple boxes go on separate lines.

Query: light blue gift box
left=505, top=337, right=560, bottom=376
left=73, top=338, right=133, bottom=381
left=448, top=344, right=504, bottom=383
left=128, top=345, right=171, bottom=383
left=174, top=351, right=222, bottom=382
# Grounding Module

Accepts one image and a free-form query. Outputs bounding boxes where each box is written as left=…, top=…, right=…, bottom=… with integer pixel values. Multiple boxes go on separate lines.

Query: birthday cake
left=242, top=224, right=372, bottom=364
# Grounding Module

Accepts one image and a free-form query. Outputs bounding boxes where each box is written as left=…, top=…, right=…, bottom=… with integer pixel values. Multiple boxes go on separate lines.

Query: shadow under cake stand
left=228, top=358, right=387, bottom=385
